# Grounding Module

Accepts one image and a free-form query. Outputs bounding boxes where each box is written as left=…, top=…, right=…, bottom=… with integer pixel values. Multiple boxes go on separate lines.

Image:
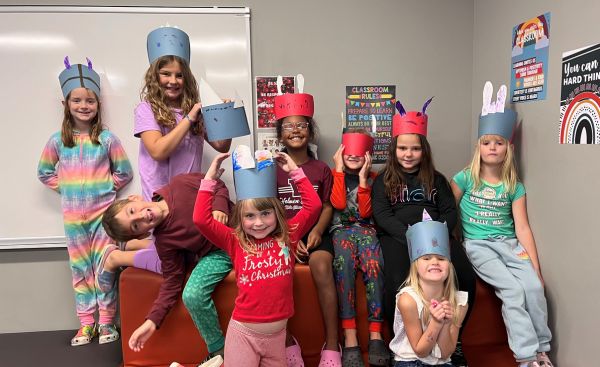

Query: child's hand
left=187, top=102, right=203, bottom=122
left=358, top=151, right=372, bottom=184
left=274, top=152, right=298, bottom=173
left=429, top=298, right=446, bottom=323
left=295, top=240, right=309, bottom=263
left=306, top=229, right=322, bottom=249
left=205, top=153, right=230, bottom=180
left=440, top=299, right=453, bottom=323
left=129, top=319, right=156, bottom=352
left=212, top=210, right=228, bottom=224
left=333, top=144, right=345, bottom=172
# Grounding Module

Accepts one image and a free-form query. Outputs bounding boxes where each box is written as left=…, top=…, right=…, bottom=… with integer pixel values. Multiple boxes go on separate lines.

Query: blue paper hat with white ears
left=200, top=78, right=250, bottom=142
left=406, top=209, right=450, bottom=262
left=58, top=57, right=101, bottom=98
left=478, top=81, right=517, bottom=140
left=147, top=26, right=190, bottom=64
left=232, top=146, right=277, bottom=201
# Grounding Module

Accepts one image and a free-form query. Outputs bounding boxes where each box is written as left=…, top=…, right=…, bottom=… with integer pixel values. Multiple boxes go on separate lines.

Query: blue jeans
left=394, top=361, right=453, bottom=367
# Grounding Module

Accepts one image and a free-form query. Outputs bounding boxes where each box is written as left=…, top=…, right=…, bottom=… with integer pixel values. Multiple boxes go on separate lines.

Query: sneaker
left=202, top=348, right=224, bottom=364
left=451, top=341, right=468, bottom=367
left=98, top=324, right=120, bottom=344
left=537, top=352, right=554, bottom=367
left=96, top=245, right=118, bottom=293
left=71, top=324, right=97, bottom=346
left=199, top=355, right=224, bottom=367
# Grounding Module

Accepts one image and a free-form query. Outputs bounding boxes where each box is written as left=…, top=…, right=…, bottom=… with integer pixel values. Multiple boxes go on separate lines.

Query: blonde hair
left=468, top=135, right=518, bottom=194
left=141, top=55, right=202, bottom=135
left=229, top=197, right=292, bottom=254
left=61, top=89, right=103, bottom=147
left=402, top=258, right=461, bottom=326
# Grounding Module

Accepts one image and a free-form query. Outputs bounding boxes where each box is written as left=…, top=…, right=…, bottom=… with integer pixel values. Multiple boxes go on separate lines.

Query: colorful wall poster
left=559, top=43, right=600, bottom=144
left=510, top=12, right=550, bottom=103
left=345, top=85, right=396, bottom=164
left=255, top=76, right=295, bottom=129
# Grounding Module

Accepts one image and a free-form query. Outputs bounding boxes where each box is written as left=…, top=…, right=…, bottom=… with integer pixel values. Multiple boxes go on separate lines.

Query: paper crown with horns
left=478, top=81, right=517, bottom=140
left=58, top=57, right=101, bottom=98
left=273, top=74, right=314, bottom=120
left=232, top=145, right=277, bottom=201
left=341, top=115, right=376, bottom=156
left=392, top=98, right=433, bottom=137
left=199, top=79, right=250, bottom=142
left=406, top=209, right=450, bottom=262
left=147, top=26, right=190, bottom=64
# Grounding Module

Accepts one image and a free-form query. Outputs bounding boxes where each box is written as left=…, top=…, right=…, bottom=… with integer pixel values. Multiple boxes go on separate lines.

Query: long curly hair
left=141, top=55, right=201, bottom=135
left=61, top=89, right=103, bottom=147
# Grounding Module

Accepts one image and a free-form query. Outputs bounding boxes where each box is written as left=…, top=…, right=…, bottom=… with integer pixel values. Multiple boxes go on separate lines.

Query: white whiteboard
left=0, top=6, right=253, bottom=248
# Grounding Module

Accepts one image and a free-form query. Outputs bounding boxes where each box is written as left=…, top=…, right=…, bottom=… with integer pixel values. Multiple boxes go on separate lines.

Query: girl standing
left=451, top=83, right=553, bottom=367
left=38, top=58, right=133, bottom=346
left=193, top=150, right=321, bottom=366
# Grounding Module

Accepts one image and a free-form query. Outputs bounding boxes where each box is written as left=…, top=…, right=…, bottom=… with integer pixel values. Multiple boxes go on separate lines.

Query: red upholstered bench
left=119, top=266, right=513, bottom=367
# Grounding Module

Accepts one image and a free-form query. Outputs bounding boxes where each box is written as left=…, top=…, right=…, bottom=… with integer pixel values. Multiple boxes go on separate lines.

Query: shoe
left=96, top=245, right=118, bottom=293
left=341, top=345, right=364, bottom=367
left=318, top=344, right=342, bottom=367
left=202, top=348, right=224, bottom=364
left=537, top=352, right=554, bottom=367
left=98, top=324, right=120, bottom=344
left=519, top=362, right=541, bottom=367
left=451, top=341, right=468, bottom=367
left=199, top=355, right=224, bottom=367
left=286, top=336, right=305, bottom=367
left=71, top=324, right=97, bottom=346
left=368, top=339, right=390, bottom=366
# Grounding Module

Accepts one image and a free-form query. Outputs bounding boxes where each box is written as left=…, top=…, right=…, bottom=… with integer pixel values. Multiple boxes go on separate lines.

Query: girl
left=389, top=215, right=468, bottom=366
left=371, top=99, right=476, bottom=366
left=193, top=151, right=322, bottom=366
left=273, top=88, right=341, bottom=366
left=450, top=82, right=553, bottom=367
left=330, top=136, right=387, bottom=367
left=38, top=58, right=133, bottom=346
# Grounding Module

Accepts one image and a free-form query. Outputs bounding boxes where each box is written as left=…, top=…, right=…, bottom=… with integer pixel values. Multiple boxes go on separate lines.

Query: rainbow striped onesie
left=38, top=130, right=133, bottom=326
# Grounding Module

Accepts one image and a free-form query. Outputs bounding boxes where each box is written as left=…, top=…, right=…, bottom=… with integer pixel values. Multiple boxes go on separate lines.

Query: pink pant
left=224, top=319, right=286, bottom=367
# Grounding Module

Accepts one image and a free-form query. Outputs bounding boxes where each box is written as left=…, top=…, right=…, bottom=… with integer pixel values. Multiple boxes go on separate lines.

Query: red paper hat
left=392, top=98, right=433, bottom=137
left=342, top=131, right=374, bottom=156
left=274, top=93, right=314, bottom=120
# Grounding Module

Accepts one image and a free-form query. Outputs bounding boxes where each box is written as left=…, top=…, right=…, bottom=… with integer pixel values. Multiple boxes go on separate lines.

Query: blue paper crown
left=202, top=102, right=251, bottom=142
left=58, top=60, right=100, bottom=98
left=232, top=149, right=277, bottom=201
left=147, top=26, right=190, bottom=64
left=406, top=211, right=450, bottom=262
left=478, top=109, right=517, bottom=140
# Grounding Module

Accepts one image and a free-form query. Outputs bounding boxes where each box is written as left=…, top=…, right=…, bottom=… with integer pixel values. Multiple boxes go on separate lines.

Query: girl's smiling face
left=67, top=87, right=98, bottom=130
left=158, top=60, right=184, bottom=105
left=279, top=116, right=311, bottom=150
left=395, top=134, right=423, bottom=173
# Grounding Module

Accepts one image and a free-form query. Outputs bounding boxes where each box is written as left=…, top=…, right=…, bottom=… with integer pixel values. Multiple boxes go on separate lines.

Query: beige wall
left=473, top=1, right=599, bottom=365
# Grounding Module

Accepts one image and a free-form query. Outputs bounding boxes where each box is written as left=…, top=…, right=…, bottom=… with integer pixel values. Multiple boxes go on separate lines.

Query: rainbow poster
left=345, top=85, right=395, bottom=163
left=559, top=43, right=600, bottom=144
left=510, top=12, right=550, bottom=103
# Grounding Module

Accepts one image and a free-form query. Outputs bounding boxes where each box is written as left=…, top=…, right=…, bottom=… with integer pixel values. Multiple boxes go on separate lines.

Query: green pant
left=182, top=249, right=232, bottom=353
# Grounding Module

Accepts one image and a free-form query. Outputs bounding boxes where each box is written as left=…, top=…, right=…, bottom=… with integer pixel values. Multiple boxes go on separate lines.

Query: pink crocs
left=286, top=336, right=304, bottom=367
left=318, top=344, right=342, bottom=367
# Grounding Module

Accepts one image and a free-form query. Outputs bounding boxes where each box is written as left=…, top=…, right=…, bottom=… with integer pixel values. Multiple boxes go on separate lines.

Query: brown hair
left=102, top=198, right=136, bottom=242
left=141, top=55, right=202, bottom=135
left=380, top=134, right=436, bottom=199
left=61, top=89, right=103, bottom=147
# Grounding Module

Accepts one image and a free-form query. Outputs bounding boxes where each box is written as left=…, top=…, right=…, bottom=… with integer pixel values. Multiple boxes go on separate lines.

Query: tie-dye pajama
left=38, top=130, right=133, bottom=325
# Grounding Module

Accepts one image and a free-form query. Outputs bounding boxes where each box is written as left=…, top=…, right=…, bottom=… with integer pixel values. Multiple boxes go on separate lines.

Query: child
left=101, top=172, right=232, bottom=361
left=450, top=82, right=553, bottom=367
left=389, top=213, right=468, bottom=366
left=330, top=131, right=387, bottom=367
left=371, top=99, right=475, bottom=365
left=37, top=57, right=133, bottom=346
left=273, top=79, right=341, bottom=366
left=193, top=149, right=322, bottom=366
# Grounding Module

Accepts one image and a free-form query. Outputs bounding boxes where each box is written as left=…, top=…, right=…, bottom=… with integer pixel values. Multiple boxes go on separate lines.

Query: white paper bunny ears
left=478, top=81, right=517, bottom=140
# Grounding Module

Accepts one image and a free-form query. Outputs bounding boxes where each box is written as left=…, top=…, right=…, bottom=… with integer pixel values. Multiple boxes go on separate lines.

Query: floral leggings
left=332, top=226, right=384, bottom=324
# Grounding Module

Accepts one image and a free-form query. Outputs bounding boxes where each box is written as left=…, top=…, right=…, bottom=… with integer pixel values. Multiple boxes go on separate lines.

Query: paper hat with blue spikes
left=232, top=146, right=277, bottom=201
left=58, top=57, right=100, bottom=98
left=478, top=82, right=517, bottom=140
left=406, top=209, right=450, bottom=262
left=200, top=79, right=250, bottom=142
left=147, top=26, right=190, bottom=64
left=392, top=97, right=433, bottom=137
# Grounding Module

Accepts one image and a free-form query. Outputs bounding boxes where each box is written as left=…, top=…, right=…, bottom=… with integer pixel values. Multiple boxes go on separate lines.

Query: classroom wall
left=0, top=0, right=476, bottom=332
left=472, top=1, right=599, bottom=365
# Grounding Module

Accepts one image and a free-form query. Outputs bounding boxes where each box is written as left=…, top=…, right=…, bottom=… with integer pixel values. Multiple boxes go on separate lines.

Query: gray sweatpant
left=464, top=238, right=552, bottom=362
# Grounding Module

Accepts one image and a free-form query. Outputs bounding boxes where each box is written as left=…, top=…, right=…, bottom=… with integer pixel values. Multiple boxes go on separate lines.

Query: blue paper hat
left=147, top=26, right=190, bottom=64
left=58, top=57, right=100, bottom=98
left=202, top=102, right=251, bottom=142
left=232, top=146, right=277, bottom=201
left=406, top=210, right=450, bottom=262
left=478, top=82, right=517, bottom=140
